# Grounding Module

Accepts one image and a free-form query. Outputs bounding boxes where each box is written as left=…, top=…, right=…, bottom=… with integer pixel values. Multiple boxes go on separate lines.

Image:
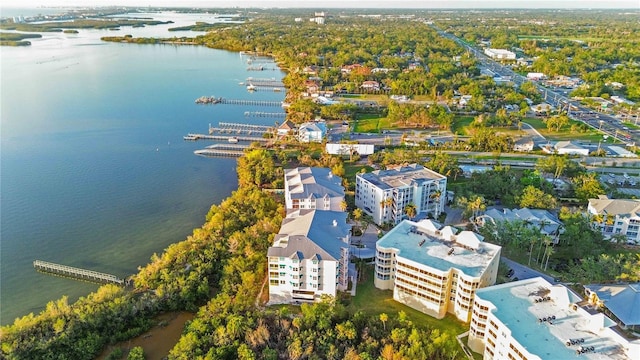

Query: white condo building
left=355, top=164, right=447, bottom=226
left=588, top=196, right=640, bottom=244
left=267, top=209, right=351, bottom=303
left=284, top=167, right=345, bottom=212
left=375, top=219, right=501, bottom=322
left=468, top=277, right=640, bottom=360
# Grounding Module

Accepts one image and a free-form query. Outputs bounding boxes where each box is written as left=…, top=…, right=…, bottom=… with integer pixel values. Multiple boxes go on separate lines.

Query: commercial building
left=267, top=209, right=351, bottom=303
left=468, top=277, right=640, bottom=360
left=374, top=219, right=501, bottom=322
left=284, top=167, right=345, bottom=212
left=484, top=48, right=516, bottom=60
left=355, top=164, right=447, bottom=226
left=588, top=195, right=640, bottom=244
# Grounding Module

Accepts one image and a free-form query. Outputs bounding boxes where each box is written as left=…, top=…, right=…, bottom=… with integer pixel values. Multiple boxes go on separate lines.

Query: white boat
left=228, top=137, right=239, bottom=143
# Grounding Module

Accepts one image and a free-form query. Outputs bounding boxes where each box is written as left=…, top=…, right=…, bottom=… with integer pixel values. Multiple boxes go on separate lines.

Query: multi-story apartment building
left=374, top=219, right=501, bottom=322
left=355, top=164, right=447, bottom=226
left=468, top=277, right=640, bottom=360
left=284, top=167, right=345, bottom=212
left=588, top=195, right=640, bottom=244
left=267, top=209, right=351, bottom=304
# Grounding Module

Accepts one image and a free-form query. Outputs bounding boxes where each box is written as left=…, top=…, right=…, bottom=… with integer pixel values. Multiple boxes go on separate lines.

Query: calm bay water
left=0, top=12, right=285, bottom=324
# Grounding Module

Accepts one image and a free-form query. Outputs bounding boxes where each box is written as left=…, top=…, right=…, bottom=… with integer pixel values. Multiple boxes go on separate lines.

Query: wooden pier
left=194, top=97, right=283, bottom=107
left=245, top=78, right=285, bottom=88
left=185, top=133, right=269, bottom=142
left=206, top=122, right=274, bottom=136
left=34, top=260, right=124, bottom=285
left=244, top=111, right=286, bottom=118
left=194, top=149, right=244, bottom=158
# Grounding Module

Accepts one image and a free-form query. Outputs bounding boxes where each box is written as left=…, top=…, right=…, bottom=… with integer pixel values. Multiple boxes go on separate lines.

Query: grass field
left=353, top=113, right=393, bottom=133
left=522, top=118, right=611, bottom=142
left=349, top=265, right=468, bottom=336
left=450, top=116, right=475, bottom=135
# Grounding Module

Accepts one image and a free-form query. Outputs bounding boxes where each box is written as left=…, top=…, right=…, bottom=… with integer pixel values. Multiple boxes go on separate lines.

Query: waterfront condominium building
left=468, top=277, right=640, bottom=360
left=355, top=164, right=447, bottom=226
left=284, top=167, right=345, bottom=212
left=375, top=219, right=501, bottom=322
left=267, top=209, right=351, bottom=304
left=587, top=195, right=640, bottom=245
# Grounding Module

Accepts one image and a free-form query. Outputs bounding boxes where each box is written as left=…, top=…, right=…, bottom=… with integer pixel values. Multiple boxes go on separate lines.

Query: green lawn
left=350, top=265, right=468, bottom=336
left=353, top=114, right=393, bottom=133
left=623, top=121, right=640, bottom=130
left=450, top=116, right=474, bottom=135
left=522, top=118, right=613, bottom=142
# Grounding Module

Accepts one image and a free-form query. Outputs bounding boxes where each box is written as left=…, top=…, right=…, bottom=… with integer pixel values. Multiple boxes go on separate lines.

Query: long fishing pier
left=195, top=96, right=282, bottom=107
left=34, top=260, right=124, bottom=285
left=244, top=111, right=286, bottom=118
left=184, top=133, right=269, bottom=142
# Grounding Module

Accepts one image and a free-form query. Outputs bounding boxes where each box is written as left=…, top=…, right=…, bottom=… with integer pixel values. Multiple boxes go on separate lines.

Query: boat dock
left=194, top=149, right=245, bottom=157
left=194, top=96, right=282, bottom=107
left=244, top=111, right=286, bottom=118
left=34, top=260, right=124, bottom=285
left=245, top=78, right=285, bottom=88
left=207, top=122, right=274, bottom=136
left=185, top=133, right=268, bottom=142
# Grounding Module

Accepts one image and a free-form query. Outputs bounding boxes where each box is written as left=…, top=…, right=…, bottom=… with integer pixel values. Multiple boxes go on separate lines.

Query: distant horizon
left=1, top=0, right=639, bottom=10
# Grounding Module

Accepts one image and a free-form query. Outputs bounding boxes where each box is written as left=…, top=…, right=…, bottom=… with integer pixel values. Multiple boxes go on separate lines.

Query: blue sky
left=2, top=0, right=639, bottom=8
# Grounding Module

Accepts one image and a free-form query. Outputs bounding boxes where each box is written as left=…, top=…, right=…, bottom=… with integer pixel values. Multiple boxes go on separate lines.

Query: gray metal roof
left=585, top=283, right=640, bottom=326
left=267, top=209, right=351, bottom=261
left=285, top=167, right=344, bottom=200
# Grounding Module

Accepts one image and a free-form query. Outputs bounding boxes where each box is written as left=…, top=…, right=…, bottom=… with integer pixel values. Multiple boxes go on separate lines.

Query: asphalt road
left=501, top=257, right=556, bottom=284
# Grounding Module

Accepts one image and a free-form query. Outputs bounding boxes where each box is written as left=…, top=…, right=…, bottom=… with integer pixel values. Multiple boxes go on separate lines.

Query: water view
left=0, top=11, right=285, bottom=324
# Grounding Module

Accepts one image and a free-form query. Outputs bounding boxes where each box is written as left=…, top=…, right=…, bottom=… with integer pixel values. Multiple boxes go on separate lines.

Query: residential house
left=587, top=195, right=640, bottom=244
left=267, top=209, right=351, bottom=303
left=302, top=65, right=319, bottom=76
left=341, top=64, right=362, bottom=74
left=375, top=219, right=501, bottom=322
left=284, top=167, right=345, bottom=212
left=468, top=277, right=639, bottom=360
left=297, top=121, right=327, bottom=143
left=476, top=207, right=562, bottom=240
left=304, top=79, right=320, bottom=95
left=584, top=283, right=640, bottom=332
left=277, top=120, right=296, bottom=136
left=360, top=80, right=380, bottom=91
left=484, top=48, right=516, bottom=60
left=355, top=164, right=447, bottom=226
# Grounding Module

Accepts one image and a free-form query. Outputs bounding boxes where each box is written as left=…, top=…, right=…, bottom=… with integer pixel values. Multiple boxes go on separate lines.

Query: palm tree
left=404, top=203, right=417, bottom=220
left=430, top=190, right=442, bottom=217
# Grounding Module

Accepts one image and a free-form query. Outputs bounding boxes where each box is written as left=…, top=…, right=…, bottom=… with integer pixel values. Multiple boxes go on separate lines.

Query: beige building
left=375, top=219, right=501, bottom=322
